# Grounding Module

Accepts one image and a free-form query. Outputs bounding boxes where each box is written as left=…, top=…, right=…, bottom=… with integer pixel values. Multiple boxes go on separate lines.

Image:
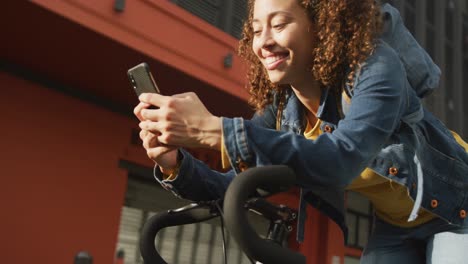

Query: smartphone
left=127, top=62, right=161, bottom=96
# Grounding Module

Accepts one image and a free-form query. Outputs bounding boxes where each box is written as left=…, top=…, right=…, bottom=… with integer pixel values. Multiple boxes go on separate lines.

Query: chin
left=267, top=72, right=288, bottom=85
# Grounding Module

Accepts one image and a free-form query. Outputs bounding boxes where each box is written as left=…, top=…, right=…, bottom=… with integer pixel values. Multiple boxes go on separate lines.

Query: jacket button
left=411, top=183, right=416, bottom=190
left=324, top=125, right=333, bottom=133
left=460, top=210, right=467, bottom=219
left=388, top=167, right=398, bottom=176
left=431, top=199, right=438, bottom=208
left=238, top=162, right=248, bottom=172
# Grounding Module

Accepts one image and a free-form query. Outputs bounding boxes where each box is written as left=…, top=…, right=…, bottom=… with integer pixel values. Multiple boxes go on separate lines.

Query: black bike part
left=223, top=165, right=306, bottom=264
left=139, top=202, right=220, bottom=264
left=246, top=198, right=297, bottom=246
left=246, top=197, right=297, bottom=223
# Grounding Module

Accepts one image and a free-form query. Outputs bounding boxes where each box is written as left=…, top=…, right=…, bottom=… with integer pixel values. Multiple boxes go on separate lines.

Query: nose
left=258, top=29, right=275, bottom=49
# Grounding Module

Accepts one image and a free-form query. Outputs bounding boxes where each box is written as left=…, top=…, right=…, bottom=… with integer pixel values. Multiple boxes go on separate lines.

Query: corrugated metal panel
left=231, top=0, right=247, bottom=39
left=170, top=0, right=247, bottom=39
left=117, top=207, right=253, bottom=264
left=116, top=177, right=260, bottom=263
left=116, top=206, right=144, bottom=264
left=172, top=0, right=221, bottom=26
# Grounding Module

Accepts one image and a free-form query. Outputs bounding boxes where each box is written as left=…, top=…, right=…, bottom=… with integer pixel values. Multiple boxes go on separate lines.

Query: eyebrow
left=252, top=11, right=293, bottom=23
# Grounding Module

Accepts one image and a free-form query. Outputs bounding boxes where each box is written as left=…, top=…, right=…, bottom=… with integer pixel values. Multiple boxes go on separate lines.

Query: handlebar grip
left=223, top=165, right=306, bottom=264
left=139, top=203, right=219, bottom=264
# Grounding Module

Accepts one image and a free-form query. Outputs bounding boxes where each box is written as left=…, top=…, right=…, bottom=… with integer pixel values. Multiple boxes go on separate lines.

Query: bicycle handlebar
left=139, top=202, right=220, bottom=264
left=223, top=165, right=306, bottom=264
left=140, top=165, right=305, bottom=264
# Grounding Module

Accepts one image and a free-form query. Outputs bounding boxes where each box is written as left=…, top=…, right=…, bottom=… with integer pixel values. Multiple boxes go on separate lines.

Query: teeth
left=265, top=54, right=287, bottom=64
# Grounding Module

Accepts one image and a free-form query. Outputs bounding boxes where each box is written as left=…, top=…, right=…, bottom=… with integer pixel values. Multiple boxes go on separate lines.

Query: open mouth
left=264, top=52, right=290, bottom=70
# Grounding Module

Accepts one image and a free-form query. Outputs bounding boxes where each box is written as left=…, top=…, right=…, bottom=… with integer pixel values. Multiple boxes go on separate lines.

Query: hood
left=381, top=4, right=441, bottom=98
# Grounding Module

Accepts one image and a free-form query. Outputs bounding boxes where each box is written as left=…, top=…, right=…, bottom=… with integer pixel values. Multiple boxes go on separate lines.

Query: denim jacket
left=154, top=4, right=468, bottom=239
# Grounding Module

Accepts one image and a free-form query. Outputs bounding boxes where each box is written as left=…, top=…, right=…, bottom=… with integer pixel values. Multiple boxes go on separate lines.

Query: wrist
left=156, top=149, right=179, bottom=174
left=199, top=116, right=222, bottom=150
left=160, top=152, right=182, bottom=179
left=160, top=165, right=178, bottom=175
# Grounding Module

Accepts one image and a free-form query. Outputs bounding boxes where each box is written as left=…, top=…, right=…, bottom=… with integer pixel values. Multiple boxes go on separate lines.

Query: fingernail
left=139, top=94, right=147, bottom=101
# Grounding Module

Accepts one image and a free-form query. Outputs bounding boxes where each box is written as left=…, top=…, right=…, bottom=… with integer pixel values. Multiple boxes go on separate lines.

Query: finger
left=141, top=108, right=164, bottom=122
left=142, top=131, right=159, bottom=149
left=172, top=92, right=195, bottom=98
left=134, top=102, right=151, bottom=121
left=139, top=93, right=171, bottom=108
left=140, top=122, right=177, bottom=146
left=139, top=129, right=149, bottom=141
left=142, top=134, right=150, bottom=149
left=139, top=120, right=166, bottom=135
left=146, top=146, right=177, bottom=161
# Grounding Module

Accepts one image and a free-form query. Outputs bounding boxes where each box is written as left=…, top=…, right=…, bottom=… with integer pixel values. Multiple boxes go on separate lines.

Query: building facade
left=383, top=0, right=468, bottom=137
left=1, top=1, right=466, bottom=264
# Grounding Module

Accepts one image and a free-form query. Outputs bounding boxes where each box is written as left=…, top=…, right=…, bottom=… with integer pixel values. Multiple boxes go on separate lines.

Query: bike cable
left=215, top=200, right=228, bottom=264
left=214, top=200, right=257, bottom=264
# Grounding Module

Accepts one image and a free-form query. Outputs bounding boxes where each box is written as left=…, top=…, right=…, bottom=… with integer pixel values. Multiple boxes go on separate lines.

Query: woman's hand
left=138, top=92, right=222, bottom=150
left=134, top=101, right=178, bottom=172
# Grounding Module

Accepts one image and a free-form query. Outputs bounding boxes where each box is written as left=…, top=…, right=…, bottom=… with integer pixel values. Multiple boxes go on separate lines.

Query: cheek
left=293, top=37, right=314, bottom=60
left=252, top=40, right=261, bottom=58
left=275, top=33, right=295, bottom=51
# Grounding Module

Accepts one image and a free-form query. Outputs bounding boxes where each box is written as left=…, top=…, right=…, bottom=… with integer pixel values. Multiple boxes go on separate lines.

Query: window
left=344, top=191, right=372, bottom=262
left=345, top=192, right=372, bottom=249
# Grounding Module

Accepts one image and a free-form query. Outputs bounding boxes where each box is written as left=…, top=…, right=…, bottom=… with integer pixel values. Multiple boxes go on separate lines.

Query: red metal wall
left=0, top=71, right=135, bottom=263
left=30, top=0, right=249, bottom=101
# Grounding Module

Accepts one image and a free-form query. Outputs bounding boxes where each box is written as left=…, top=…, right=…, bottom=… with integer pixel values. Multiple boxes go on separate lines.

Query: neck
left=290, top=79, right=321, bottom=119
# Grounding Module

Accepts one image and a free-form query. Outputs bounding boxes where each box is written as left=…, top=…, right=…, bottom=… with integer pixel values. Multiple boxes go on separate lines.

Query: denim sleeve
left=154, top=149, right=236, bottom=201
left=154, top=105, right=277, bottom=201
left=223, top=44, right=406, bottom=188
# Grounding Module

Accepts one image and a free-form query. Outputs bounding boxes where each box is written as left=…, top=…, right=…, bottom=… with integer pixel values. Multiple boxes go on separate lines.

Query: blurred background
left=0, top=0, right=466, bottom=263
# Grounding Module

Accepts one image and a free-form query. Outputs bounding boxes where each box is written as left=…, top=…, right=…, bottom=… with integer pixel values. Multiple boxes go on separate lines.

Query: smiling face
left=252, top=0, right=316, bottom=87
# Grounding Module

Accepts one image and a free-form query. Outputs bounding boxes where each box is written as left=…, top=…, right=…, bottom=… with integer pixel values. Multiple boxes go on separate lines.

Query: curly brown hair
left=238, top=0, right=383, bottom=111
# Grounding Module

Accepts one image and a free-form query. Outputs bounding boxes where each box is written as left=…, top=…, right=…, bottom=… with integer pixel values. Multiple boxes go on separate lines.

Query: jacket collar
left=317, top=88, right=342, bottom=124
left=284, top=87, right=342, bottom=129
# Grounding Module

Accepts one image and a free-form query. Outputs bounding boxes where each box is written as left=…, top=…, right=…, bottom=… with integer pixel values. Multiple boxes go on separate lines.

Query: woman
left=134, top=0, right=468, bottom=262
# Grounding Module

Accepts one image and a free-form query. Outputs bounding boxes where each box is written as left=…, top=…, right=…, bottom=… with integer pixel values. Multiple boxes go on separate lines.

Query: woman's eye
left=253, top=29, right=262, bottom=35
left=273, top=23, right=286, bottom=30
